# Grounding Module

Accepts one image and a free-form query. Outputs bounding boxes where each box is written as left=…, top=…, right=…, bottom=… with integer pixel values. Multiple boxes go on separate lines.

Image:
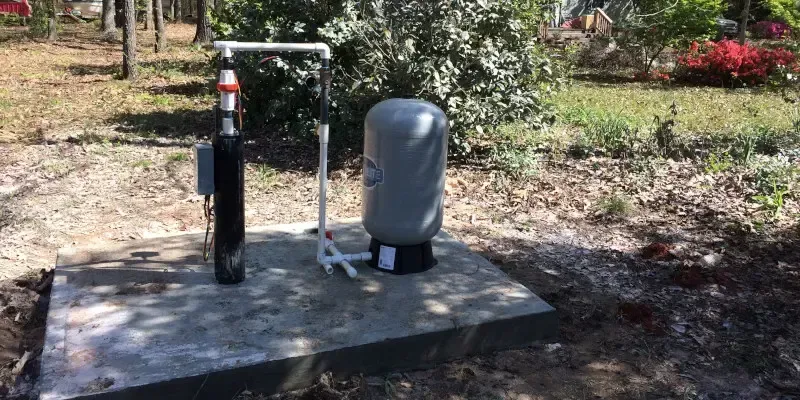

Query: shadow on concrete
left=41, top=222, right=557, bottom=399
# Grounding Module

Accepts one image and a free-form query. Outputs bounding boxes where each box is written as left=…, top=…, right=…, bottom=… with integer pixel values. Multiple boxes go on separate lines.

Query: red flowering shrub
left=750, top=21, right=792, bottom=39
left=678, top=40, right=796, bottom=85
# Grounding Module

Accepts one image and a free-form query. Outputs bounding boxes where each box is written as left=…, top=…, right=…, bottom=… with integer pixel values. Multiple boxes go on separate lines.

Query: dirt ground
left=1, top=23, right=800, bottom=400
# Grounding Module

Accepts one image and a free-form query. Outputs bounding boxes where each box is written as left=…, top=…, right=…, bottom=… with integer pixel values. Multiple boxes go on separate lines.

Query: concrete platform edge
left=58, top=310, right=557, bottom=400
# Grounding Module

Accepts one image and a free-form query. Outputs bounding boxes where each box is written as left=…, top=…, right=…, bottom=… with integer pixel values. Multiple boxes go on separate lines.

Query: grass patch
left=555, top=83, right=794, bottom=136
left=705, top=152, right=734, bottom=174
left=166, top=152, right=189, bottom=162
left=597, top=193, right=633, bottom=217
left=253, top=165, right=279, bottom=188
left=133, top=93, right=176, bottom=107
left=131, top=159, right=154, bottom=169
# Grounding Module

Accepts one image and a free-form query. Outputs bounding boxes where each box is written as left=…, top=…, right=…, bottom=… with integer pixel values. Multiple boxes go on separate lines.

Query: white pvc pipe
left=319, top=251, right=372, bottom=264
left=325, top=241, right=358, bottom=278
left=317, top=125, right=329, bottom=265
left=213, top=41, right=331, bottom=59
left=322, top=264, right=334, bottom=275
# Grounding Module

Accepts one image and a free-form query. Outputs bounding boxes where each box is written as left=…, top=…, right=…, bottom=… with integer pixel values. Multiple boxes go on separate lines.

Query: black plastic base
left=367, top=238, right=437, bottom=275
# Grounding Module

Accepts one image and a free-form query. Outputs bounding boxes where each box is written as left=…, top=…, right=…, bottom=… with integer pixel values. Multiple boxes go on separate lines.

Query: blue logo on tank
left=363, top=156, right=384, bottom=188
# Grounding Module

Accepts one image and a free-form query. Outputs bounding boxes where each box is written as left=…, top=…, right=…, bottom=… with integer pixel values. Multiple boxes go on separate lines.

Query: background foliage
left=213, top=0, right=561, bottom=157
left=28, top=0, right=53, bottom=38
left=764, top=0, right=800, bottom=34
left=618, top=0, right=725, bottom=75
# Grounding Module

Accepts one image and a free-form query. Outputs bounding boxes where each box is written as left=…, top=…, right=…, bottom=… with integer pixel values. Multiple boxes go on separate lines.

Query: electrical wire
left=202, top=194, right=215, bottom=261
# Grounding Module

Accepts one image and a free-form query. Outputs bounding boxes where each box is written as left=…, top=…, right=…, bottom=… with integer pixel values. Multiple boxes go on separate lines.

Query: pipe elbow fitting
left=213, top=41, right=237, bottom=50
left=315, top=43, right=331, bottom=59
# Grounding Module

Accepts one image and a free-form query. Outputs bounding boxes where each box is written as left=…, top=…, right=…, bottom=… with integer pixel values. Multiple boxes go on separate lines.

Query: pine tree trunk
left=154, top=0, right=166, bottom=52
left=144, top=0, right=152, bottom=30
left=739, top=0, right=751, bottom=45
left=192, top=0, right=211, bottom=45
left=101, top=0, right=118, bottom=41
left=175, top=0, right=182, bottom=22
left=47, top=0, right=57, bottom=41
left=122, top=0, right=137, bottom=80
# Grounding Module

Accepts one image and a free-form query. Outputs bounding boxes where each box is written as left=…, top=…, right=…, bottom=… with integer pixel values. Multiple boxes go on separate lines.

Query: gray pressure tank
left=362, top=99, right=448, bottom=275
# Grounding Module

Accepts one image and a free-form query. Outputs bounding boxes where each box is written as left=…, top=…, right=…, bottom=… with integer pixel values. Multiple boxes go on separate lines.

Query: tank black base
left=367, top=238, right=437, bottom=275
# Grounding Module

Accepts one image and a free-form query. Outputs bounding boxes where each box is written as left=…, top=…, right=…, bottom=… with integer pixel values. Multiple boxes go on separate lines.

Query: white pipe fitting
left=319, top=239, right=372, bottom=264
left=322, top=264, right=334, bottom=275
left=325, top=240, right=358, bottom=278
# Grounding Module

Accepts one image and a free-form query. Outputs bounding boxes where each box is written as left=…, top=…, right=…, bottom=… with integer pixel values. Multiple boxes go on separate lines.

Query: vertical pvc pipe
left=317, top=58, right=331, bottom=263
left=214, top=55, right=246, bottom=284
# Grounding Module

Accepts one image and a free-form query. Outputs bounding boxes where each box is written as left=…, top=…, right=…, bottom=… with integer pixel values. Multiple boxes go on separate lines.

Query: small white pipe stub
left=322, top=264, right=334, bottom=275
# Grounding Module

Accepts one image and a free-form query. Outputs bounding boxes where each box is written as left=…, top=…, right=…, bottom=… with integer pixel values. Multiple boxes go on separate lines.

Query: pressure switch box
left=193, top=144, right=214, bottom=195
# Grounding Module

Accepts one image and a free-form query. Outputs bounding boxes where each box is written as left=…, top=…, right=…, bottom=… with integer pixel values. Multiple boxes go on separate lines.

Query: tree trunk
left=739, top=0, right=751, bottom=45
left=174, top=0, right=182, bottom=22
left=144, top=0, right=152, bottom=30
left=192, top=0, right=211, bottom=45
left=122, top=0, right=137, bottom=80
left=101, top=0, right=118, bottom=40
left=154, top=0, right=166, bottom=52
left=215, top=0, right=222, bottom=13
left=115, top=0, right=124, bottom=27
left=47, top=0, right=57, bottom=41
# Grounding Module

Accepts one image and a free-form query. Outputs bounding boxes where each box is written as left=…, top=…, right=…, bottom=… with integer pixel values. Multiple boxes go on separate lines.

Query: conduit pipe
left=213, top=40, right=364, bottom=278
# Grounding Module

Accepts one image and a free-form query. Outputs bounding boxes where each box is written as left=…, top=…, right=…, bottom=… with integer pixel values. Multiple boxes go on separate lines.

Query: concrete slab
left=39, top=220, right=557, bottom=400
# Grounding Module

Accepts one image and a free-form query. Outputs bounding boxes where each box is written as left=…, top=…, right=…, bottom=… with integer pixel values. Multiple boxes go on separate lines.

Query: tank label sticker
left=363, top=156, right=384, bottom=189
left=378, top=246, right=396, bottom=271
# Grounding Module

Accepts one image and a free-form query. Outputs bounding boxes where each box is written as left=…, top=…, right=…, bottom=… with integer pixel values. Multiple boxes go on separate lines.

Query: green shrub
left=213, top=0, right=560, bottom=157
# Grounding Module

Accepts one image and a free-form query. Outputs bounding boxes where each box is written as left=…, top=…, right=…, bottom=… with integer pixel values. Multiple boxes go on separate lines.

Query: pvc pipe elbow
left=315, top=43, right=331, bottom=59
left=213, top=41, right=236, bottom=50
